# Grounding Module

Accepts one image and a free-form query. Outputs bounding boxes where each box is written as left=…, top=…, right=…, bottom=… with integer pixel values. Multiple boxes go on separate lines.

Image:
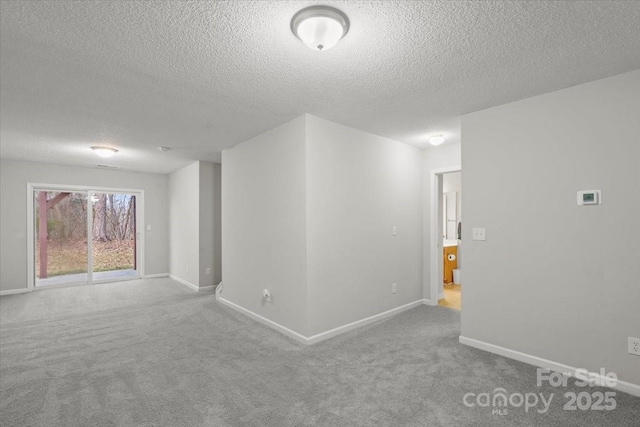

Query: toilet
left=453, top=269, right=461, bottom=285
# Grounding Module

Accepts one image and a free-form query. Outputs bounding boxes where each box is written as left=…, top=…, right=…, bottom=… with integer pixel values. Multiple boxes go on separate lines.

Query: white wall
left=461, top=70, right=640, bottom=385
left=306, top=116, right=423, bottom=336
left=0, top=159, right=169, bottom=292
left=222, top=116, right=309, bottom=336
left=199, top=163, right=213, bottom=287
left=211, top=163, right=222, bottom=286
left=169, top=161, right=221, bottom=289
left=443, top=171, right=461, bottom=194
left=222, top=114, right=424, bottom=339
left=169, top=162, right=200, bottom=286
left=422, top=143, right=461, bottom=300
left=198, top=162, right=222, bottom=287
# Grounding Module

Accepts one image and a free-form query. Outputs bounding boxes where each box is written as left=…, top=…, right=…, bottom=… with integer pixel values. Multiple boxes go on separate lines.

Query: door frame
left=429, top=166, right=461, bottom=305
left=26, top=183, right=145, bottom=291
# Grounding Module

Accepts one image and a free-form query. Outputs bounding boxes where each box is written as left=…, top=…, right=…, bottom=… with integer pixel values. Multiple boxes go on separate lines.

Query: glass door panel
left=90, top=192, right=137, bottom=281
left=35, top=191, right=89, bottom=287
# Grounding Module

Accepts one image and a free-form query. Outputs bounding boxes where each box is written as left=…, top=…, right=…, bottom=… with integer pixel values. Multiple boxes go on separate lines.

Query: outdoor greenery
left=36, top=191, right=135, bottom=278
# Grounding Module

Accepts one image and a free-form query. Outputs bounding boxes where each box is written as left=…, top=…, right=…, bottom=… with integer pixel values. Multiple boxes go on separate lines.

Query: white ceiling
left=1, top=1, right=639, bottom=174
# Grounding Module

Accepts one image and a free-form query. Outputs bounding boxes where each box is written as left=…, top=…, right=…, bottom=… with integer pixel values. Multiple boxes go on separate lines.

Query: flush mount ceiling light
left=91, top=146, right=118, bottom=158
left=429, top=135, right=445, bottom=146
left=291, top=5, right=349, bottom=51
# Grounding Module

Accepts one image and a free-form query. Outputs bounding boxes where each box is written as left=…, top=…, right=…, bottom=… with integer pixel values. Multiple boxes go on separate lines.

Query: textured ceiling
left=1, top=1, right=639, bottom=174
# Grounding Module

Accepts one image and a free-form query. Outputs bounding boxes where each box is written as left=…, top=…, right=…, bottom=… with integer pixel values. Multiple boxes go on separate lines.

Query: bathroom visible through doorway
left=430, top=169, right=462, bottom=311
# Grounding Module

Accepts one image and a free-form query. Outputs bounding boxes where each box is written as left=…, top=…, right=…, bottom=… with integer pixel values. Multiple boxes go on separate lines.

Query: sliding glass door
left=33, top=187, right=141, bottom=288
left=35, top=190, right=89, bottom=286
left=90, top=192, right=137, bottom=282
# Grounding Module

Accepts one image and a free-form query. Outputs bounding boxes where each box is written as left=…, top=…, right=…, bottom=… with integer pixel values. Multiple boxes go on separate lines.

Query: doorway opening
left=28, top=185, right=143, bottom=289
left=429, top=167, right=462, bottom=310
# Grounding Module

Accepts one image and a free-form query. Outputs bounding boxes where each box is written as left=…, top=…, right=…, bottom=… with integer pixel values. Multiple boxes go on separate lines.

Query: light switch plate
left=472, top=228, right=486, bottom=241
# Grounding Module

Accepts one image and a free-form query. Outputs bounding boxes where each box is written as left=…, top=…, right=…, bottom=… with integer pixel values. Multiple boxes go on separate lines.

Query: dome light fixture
left=91, top=146, right=118, bottom=158
left=291, top=5, right=350, bottom=51
left=429, top=135, right=445, bottom=146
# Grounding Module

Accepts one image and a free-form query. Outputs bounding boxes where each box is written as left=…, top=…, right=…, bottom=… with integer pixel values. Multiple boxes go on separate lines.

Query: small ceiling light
left=159, top=146, right=170, bottom=152
left=429, top=135, right=445, bottom=146
left=291, top=5, right=350, bottom=51
left=91, top=146, right=118, bottom=158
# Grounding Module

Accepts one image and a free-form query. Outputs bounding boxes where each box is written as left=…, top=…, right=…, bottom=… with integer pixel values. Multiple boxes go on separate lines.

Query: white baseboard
left=215, top=282, right=224, bottom=301
left=307, top=299, right=426, bottom=344
left=438, top=292, right=444, bottom=300
left=217, top=296, right=309, bottom=345
left=218, top=297, right=428, bottom=346
left=143, top=273, right=169, bottom=279
left=169, top=274, right=215, bottom=292
left=459, top=336, right=640, bottom=398
left=0, top=288, right=29, bottom=296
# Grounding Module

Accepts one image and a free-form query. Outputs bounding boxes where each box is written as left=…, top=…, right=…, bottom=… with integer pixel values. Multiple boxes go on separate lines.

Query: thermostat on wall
left=577, top=190, right=601, bottom=206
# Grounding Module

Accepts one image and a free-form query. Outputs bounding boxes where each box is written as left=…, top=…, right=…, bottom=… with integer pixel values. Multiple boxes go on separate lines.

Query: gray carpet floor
left=1, top=278, right=638, bottom=426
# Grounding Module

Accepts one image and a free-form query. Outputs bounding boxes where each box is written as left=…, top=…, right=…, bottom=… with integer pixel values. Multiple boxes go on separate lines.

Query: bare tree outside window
left=36, top=191, right=136, bottom=278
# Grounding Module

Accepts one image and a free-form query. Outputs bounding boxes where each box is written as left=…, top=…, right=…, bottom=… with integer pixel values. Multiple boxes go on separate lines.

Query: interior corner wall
left=461, top=70, right=640, bottom=385
left=198, top=161, right=221, bottom=287
left=305, top=115, right=424, bottom=336
left=169, top=161, right=200, bottom=287
left=221, top=115, right=309, bottom=336
left=212, top=163, right=222, bottom=286
left=421, top=143, right=461, bottom=300
left=169, top=160, right=221, bottom=289
left=0, top=159, right=169, bottom=292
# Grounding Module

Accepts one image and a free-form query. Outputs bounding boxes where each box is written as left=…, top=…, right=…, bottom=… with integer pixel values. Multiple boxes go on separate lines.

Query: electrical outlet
left=392, top=283, right=397, bottom=294
left=629, top=337, right=640, bottom=356
left=205, top=268, right=211, bottom=275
